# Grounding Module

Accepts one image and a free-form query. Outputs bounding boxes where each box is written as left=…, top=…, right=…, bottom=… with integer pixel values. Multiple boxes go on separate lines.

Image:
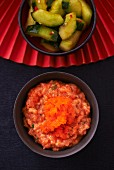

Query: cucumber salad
left=26, top=0, right=93, bottom=52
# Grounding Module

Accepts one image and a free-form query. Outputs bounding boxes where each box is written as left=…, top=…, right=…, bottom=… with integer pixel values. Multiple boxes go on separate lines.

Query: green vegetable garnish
left=31, top=124, right=34, bottom=128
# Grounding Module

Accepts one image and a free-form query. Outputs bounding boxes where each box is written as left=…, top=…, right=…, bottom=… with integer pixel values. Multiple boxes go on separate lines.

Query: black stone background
left=0, top=57, right=114, bottom=170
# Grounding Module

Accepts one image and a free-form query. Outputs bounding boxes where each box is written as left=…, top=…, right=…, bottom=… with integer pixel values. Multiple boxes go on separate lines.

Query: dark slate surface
left=0, top=57, right=114, bottom=170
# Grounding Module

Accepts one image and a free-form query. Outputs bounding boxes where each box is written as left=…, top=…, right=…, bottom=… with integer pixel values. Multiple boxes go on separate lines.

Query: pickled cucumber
left=41, top=39, right=60, bottom=52
left=26, top=24, right=59, bottom=42
left=60, top=30, right=82, bottom=51
left=62, top=0, right=69, bottom=10
left=32, top=9, right=64, bottom=27
left=46, top=0, right=54, bottom=9
left=59, top=12, right=77, bottom=40
left=50, top=0, right=65, bottom=16
left=79, top=0, right=92, bottom=25
left=62, top=0, right=82, bottom=17
left=32, top=0, right=47, bottom=10
left=26, top=6, right=36, bottom=28
left=76, top=18, right=86, bottom=31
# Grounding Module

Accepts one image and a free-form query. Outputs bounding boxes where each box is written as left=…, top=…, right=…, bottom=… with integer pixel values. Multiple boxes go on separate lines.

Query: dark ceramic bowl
left=18, top=0, right=96, bottom=56
left=13, top=72, right=99, bottom=158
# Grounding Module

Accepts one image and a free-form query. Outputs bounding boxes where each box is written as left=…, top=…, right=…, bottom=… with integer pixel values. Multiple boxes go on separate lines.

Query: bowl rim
left=13, top=71, right=99, bottom=158
left=18, top=0, right=97, bottom=56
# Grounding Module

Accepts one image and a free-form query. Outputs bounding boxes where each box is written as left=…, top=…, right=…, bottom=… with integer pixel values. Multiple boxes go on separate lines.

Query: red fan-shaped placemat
left=0, top=0, right=114, bottom=67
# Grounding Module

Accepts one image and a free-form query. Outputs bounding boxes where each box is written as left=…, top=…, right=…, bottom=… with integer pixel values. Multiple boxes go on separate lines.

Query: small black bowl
left=18, top=0, right=96, bottom=56
left=13, top=72, right=99, bottom=158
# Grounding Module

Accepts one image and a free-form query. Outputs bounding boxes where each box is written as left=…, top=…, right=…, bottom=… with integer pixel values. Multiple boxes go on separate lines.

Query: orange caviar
left=40, top=96, right=75, bottom=133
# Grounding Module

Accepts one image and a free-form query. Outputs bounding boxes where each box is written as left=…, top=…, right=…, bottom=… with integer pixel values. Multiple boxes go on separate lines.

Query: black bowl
left=18, top=0, right=96, bottom=56
left=13, top=72, right=99, bottom=158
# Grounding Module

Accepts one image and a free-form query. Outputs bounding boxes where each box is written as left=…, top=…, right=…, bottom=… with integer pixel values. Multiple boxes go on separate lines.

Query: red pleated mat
left=0, top=0, right=114, bottom=68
